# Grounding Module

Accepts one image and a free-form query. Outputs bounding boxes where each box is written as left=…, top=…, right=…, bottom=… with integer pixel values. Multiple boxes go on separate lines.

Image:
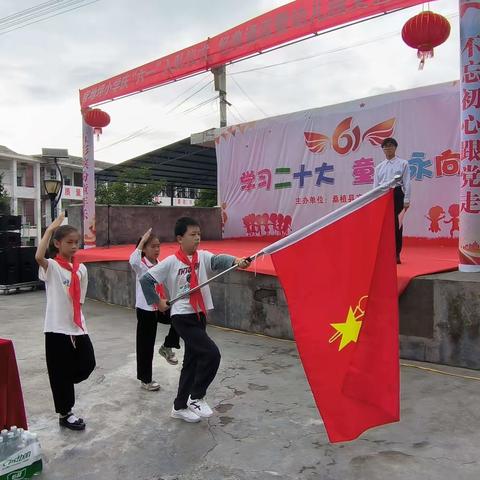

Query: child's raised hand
left=138, top=228, right=152, bottom=249
left=141, top=228, right=152, bottom=242
left=47, top=212, right=65, bottom=231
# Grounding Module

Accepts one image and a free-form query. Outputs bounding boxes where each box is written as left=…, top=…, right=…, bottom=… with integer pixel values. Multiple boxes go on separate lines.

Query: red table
left=0, top=338, right=28, bottom=430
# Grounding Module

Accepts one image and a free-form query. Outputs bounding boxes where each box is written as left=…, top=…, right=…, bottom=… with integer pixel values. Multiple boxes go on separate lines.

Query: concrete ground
left=2, top=290, right=480, bottom=480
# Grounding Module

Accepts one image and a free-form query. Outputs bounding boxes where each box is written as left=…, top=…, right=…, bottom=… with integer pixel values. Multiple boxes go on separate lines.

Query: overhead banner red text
left=80, top=0, right=426, bottom=108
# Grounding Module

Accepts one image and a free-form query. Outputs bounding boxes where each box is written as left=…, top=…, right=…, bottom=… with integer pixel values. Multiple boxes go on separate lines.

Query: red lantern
left=83, top=108, right=111, bottom=140
left=401, top=11, right=451, bottom=69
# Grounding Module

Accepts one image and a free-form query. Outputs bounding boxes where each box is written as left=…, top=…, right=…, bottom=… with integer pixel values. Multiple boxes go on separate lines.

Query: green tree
left=195, top=188, right=217, bottom=207
left=0, top=172, right=10, bottom=214
left=96, top=167, right=165, bottom=205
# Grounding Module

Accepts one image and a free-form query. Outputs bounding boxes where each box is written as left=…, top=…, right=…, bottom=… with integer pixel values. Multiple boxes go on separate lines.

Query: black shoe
left=59, top=413, right=86, bottom=430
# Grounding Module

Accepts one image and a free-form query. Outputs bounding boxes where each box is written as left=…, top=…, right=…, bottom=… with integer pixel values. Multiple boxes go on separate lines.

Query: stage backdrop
left=216, top=81, right=460, bottom=241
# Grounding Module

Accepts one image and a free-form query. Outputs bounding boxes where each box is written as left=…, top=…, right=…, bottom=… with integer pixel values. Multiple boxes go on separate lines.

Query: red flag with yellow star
left=262, top=187, right=399, bottom=442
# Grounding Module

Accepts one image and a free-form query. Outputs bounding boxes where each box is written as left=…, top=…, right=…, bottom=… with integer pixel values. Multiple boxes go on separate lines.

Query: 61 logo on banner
left=304, top=117, right=396, bottom=155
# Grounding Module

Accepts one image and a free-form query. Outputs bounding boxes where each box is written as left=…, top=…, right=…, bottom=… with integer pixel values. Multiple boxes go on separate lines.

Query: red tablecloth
left=0, top=338, right=27, bottom=430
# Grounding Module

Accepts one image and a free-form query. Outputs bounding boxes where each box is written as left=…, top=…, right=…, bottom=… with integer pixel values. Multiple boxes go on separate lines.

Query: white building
left=0, top=146, right=110, bottom=245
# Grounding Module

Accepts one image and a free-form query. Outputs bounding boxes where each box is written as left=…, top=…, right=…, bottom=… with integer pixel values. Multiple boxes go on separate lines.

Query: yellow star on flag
left=329, top=306, right=363, bottom=351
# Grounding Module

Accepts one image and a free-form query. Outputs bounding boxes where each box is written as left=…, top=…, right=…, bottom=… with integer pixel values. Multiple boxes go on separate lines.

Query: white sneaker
left=141, top=381, right=160, bottom=391
left=171, top=406, right=201, bottom=423
left=187, top=396, right=213, bottom=418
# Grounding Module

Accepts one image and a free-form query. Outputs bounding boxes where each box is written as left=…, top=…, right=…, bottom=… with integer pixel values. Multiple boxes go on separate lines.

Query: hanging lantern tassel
left=83, top=108, right=111, bottom=141
left=402, top=11, right=450, bottom=70
left=418, top=49, right=434, bottom=70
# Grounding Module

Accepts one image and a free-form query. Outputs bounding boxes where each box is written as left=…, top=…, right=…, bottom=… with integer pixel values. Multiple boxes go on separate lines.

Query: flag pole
left=261, top=175, right=401, bottom=256
left=167, top=175, right=401, bottom=306
left=166, top=252, right=264, bottom=306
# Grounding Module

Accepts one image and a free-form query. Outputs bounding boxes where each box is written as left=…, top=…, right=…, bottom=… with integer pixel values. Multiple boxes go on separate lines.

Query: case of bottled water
left=0, top=426, right=42, bottom=479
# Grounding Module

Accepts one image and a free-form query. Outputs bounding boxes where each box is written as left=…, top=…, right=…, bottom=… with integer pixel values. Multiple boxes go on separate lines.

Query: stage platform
left=77, top=238, right=480, bottom=370
left=76, top=238, right=459, bottom=295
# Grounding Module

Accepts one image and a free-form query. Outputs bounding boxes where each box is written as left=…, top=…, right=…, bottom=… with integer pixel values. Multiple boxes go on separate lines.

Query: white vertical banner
left=458, top=0, right=480, bottom=272
left=82, top=119, right=96, bottom=248
left=216, top=82, right=461, bottom=241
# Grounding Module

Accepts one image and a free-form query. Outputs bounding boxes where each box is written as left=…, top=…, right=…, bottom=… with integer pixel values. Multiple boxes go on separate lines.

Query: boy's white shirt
left=129, top=248, right=164, bottom=311
left=373, top=155, right=411, bottom=204
left=147, top=250, right=215, bottom=317
left=38, top=258, right=88, bottom=335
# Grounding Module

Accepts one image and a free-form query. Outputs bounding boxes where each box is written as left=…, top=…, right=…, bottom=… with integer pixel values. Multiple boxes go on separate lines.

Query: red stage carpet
left=76, top=238, right=458, bottom=296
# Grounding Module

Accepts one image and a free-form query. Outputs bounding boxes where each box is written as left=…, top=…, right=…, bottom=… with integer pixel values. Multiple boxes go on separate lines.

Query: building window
left=24, top=164, right=34, bottom=187
left=73, top=172, right=83, bottom=187
left=64, top=177, right=71, bottom=186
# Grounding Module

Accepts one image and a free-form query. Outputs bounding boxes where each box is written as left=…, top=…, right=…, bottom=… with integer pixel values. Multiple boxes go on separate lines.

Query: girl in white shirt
left=35, top=213, right=96, bottom=431
left=129, top=228, right=180, bottom=392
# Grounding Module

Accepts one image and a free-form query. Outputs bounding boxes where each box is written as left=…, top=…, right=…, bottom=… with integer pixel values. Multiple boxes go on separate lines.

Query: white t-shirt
left=129, top=249, right=166, bottom=311
left=38, top=258, right=88, bottom=335
left=148, top=250, right=215, bottom=317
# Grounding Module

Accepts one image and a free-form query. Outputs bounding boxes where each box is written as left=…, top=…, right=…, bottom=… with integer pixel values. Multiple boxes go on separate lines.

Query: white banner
left=82, top=121, right=96, bottom=248
left=216, top=81, right=461, bottom=241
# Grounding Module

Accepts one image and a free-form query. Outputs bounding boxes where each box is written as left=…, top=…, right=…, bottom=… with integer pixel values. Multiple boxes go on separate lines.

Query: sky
left=0, top=0, right=459, bottom=164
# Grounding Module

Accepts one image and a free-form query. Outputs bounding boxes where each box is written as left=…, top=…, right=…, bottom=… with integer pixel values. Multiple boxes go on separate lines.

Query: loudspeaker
left=0, top=232, right=21, bottom=248
left=0, top=215, right=21, bottom=231
left=18, top=247, right=38, bottom=283
left=0, top=249, right=19, bottom=285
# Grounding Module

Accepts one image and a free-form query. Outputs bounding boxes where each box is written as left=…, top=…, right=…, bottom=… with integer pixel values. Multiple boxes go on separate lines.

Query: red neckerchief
left=141, top=256, right=166, bottom=309
left=54, top=255, right=83, bottom=331
left=174, top=248, right=206, bottom=318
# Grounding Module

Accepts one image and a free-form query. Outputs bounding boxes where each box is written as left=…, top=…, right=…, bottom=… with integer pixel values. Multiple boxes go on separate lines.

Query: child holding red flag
left=129, top=228, right=180, bottom=392
left=35, top=213, right=96, bottom=431
left=140, top=217, right=251, bottom=423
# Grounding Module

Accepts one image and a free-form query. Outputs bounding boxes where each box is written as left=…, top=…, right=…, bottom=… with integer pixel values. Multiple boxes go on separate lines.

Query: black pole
left=51, top=158, right=63, bottom=220
left=50, top=198, right=55, bottom=223
left=107, top=204, right=111, bottom=247
left=54, top=158, right=63, bottom=201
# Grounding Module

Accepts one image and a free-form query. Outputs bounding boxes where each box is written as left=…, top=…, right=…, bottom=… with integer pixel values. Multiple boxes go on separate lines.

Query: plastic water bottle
left=4, top=432, right=15, bottom=459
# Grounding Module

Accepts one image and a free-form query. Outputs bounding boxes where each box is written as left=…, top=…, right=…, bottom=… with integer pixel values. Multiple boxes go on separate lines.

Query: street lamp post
left=41, top=150, right=66, bottom=225
left=43, top=178, right=62, bottom=222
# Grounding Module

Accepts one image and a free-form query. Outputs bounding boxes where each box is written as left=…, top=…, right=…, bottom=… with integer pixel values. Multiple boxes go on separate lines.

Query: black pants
left=136, top=308, right=180, bottom=383
left=171, top=313, right=221, bottom=410
left=45, top=332, right=96, bottom=416
left=394, top=186, right=405, bottom=258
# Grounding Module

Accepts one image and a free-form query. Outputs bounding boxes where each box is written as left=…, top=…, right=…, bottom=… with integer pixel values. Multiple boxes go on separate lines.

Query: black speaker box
left=0, top=232, right=21, bottom=248
left=18, top=246, right=38, bottom=283
left=0, top=215, right=21, bottom=231
left=0, top=248, right=19, bottom=285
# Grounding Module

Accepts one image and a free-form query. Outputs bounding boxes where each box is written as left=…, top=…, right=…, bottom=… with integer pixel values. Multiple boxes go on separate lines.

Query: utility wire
left=166, top=79, right=212, bottom=114
left=226, top=105, right=241, bottom=124
left=0, top=0, right=100, bottom=35
left=162, top=75, right=210, bottom=109
left=0, top=0, right=88, bottom=28
left=181, top=95, right=218, bottom=114
left=0, top=0, right=63, bottom=24
left=95, top=127, right=153, bottom=152
left=230, top=76, right=269, bottom=118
